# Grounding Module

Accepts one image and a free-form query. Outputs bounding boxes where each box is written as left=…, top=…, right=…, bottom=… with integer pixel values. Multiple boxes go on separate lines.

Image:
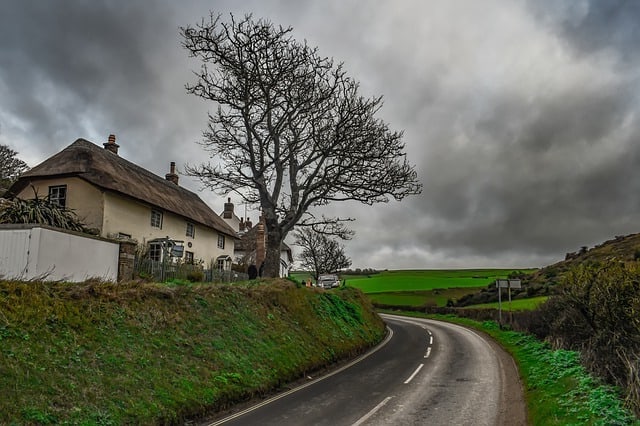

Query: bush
left=0, top=196, right=88, bottom=232
left=533, top=262, right=640, bottom=416
left=186, top=270, right=204, bottom=283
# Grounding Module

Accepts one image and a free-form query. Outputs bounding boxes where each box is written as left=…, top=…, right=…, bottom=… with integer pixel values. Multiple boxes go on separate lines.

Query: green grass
left=0, top=279, right=385, bottom=424
left=366, top=287, right=485, bottom=307
left=343, top=269, right=535, bottom=293
left=463, top=296, right=549, bottom=311
left=382, top=310, right=638, bottom=425
left=293, top=269, right=538, bottom=309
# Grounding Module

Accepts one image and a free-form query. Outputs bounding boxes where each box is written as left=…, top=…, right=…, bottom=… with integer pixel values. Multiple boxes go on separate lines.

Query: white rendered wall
left=0, top=226, right=119, bottom=282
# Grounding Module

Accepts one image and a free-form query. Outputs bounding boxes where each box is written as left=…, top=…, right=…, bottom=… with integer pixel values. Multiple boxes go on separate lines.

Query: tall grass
left=0, top=279, right=385, bottom=424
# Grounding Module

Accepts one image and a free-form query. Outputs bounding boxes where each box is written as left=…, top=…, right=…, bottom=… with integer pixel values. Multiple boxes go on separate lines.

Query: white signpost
left=496, top=279, right=521, bottom=323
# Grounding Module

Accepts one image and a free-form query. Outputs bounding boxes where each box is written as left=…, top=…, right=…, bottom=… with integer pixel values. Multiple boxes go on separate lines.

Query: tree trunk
left=263, top=228, right=283, bottom=278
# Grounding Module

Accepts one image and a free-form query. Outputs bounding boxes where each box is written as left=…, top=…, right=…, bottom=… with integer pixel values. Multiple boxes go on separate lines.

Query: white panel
left=0, top=226, right=119, bottom=282
left=0, top=229, right=31, bottom=279
left=34, top=228, right=119, bottom=282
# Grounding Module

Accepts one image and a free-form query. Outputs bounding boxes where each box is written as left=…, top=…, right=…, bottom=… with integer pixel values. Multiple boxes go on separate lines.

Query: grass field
left=292, top=269, right=537, bottom=308
left=342, top=269, right=534, bottom=293
left=463, top=296, right=548, bottom=311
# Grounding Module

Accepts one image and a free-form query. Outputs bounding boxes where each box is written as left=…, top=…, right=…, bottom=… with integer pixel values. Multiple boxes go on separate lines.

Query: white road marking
left=404, top=363, right=424, bottom=384
left=206, top=327, right=395, bottom=425
left=352, top=396, right=393, bottom=426
left=429, top=336, right=433, bottom=345
left=424, top=347, right=431, bottom=358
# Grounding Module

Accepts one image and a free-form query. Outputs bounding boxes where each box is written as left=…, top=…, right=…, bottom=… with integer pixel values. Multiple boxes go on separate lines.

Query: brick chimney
left=222, top=197, right=234, bottom=219
left=239, top=217, right=246, bottom=232
left=165, top=162, right=179, bottom=185
left=103, top=134, right=120, bottom=154
left=245, top=217, right=253, bottom=229
left=255, top=216, right=266, bottom=268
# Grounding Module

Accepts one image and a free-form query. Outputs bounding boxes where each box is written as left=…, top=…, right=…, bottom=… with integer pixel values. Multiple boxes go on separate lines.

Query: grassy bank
left=0, top=279, right=385, bottom=424
left=382, top=310, right=638, bottom=425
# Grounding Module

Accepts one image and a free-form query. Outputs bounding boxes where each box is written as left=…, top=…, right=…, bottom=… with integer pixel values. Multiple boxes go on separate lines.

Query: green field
left=342, top=269, right=534, bottom=293
left=366, top=288, right=482, bottom=307
left=463, top=296, right=548, bottom=311
left=292, top=269, right=537, bottom=308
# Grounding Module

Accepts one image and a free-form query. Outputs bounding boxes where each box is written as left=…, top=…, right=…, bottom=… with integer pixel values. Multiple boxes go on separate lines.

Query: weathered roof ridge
left=14, top=138, right=237, bottom=237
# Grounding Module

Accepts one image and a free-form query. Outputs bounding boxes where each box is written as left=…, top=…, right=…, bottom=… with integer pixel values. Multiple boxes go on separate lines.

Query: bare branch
left=181, top=14, right=421, bottom=277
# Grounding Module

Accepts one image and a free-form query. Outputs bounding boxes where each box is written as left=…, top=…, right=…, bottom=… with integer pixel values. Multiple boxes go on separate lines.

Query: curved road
left=204, top=314, right=525, bottom=425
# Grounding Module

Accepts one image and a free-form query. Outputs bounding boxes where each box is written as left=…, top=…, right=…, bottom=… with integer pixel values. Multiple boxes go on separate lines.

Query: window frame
left=48, top=185, right=67, bottom=208
left=217, top=234, right=225, bottom=249
left=149, top=242, right=162, bottom=262
left=186, top=222, right=195, bottom=238
left=184, top=251, right=194, bottom=264
left=150, top=209, right=163, bottom=229
left=217, top=258, right=225, bottom=271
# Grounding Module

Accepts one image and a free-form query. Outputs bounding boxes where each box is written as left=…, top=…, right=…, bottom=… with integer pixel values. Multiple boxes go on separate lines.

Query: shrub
left=186, top=270, right=204, bottom=283
left=0, top=195, right=88, bottom=232
left=534, top=262, right=640, bottom=415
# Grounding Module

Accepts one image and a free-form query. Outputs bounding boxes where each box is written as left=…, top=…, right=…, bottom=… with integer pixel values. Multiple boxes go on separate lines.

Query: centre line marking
left=352, top=396, right=393, bottom=426
left=424, top=347, right=431, bottom=358
left=429, top=336, right=433, bottom=345
left=404, top=363, right=424, bottom=384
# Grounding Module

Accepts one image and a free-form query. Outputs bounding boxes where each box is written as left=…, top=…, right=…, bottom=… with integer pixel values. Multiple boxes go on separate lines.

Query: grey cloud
left=3, top=0, right=640, bottom=269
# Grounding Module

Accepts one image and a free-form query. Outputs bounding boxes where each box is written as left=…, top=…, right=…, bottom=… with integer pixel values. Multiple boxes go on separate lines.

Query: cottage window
left=149, top=242, right=162, bottom=262
left=217, top=258, right=225, bottom=271
left=186, top=222, right=195, bottom=238
left=217, top=234, right=225, bottom=249
left=150, top=209, right=163, bottom=228
left=185, top=251, right=194, bottom=264
left=48, top=185, right=67, bottom=208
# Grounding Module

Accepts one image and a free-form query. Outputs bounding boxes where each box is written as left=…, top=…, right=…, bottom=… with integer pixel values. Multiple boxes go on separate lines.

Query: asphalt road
left=204, top=314, right=524, bottom=426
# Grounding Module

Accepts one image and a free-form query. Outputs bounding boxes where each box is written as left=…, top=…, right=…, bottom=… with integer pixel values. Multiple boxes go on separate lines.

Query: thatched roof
left=8, top=139, right=237, bottom=237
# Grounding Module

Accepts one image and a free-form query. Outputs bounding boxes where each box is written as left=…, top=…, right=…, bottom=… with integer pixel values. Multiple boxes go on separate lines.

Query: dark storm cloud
left=0, top=0, right=222, bottom=181
left=407, top=73, right=640, bottom=262
left=330, top=0, right=640, bottom=268
left=526, top=0, right=640, bottom=65
left=3, top=0, right=640, bottom=269
left=0, top=2, right=163, bottom=134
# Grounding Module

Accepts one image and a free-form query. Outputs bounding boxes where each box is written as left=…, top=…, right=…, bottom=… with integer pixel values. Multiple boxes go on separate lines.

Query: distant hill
left=525, top=232, right=640, bottom=289
left=456, top=232, right=640, bottom=306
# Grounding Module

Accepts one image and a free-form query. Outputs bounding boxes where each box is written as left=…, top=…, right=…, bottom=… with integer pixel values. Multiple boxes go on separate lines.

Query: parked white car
left=317, top=274, right=340, bottom=289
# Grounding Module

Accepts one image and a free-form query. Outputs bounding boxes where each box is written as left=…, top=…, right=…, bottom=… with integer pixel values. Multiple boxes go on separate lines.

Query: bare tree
left=294, top=228, right=351, bottom=280
left=1, top=145, right=29, bottom=195
left=181, top=14, right=422, bottom=277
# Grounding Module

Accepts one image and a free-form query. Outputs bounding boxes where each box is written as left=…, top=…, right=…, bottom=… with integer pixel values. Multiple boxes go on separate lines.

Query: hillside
left=0, top=279, right=385, bottom=424
left=456, top=232, right=640, bottom=306
left=525, top=232, right=640, bottom=288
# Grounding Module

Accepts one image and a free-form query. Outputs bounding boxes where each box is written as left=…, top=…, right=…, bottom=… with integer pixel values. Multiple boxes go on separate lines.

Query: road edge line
left=205, top=325, right=395, bottom=425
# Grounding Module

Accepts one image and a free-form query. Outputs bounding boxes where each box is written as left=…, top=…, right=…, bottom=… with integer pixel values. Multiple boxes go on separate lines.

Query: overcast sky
left=2, top=0, right=639, bottom=270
